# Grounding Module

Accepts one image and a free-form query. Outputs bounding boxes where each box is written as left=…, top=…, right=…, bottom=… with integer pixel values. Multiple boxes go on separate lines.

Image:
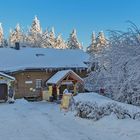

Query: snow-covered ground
left=0, top=94, right=140, bottom=140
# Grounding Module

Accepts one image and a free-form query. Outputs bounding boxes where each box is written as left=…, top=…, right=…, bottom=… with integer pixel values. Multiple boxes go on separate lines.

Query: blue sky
left=0, top=0, right=140, bottom=47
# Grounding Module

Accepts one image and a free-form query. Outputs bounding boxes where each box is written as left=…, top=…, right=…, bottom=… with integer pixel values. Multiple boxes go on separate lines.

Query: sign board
left=0, top=80, right=7, bottom=84
left=25, top=81, right=33, bottom=84
left=61, top=81, right=73, bottom=85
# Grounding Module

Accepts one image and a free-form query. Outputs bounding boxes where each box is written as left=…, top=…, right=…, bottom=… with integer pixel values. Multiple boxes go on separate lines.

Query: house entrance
left=52, top=85, right=57, bottom=100
left=0, top=84, right=8, bottom=101
left=59, top=85, right=67, bottom=99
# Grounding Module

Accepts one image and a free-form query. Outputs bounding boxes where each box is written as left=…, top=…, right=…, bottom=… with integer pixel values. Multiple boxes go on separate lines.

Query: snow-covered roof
left=47, top=70, right=83, bottom=84
left=0, top=48, right=89, bottom=72
left=0, top=72, right=15, bottom=80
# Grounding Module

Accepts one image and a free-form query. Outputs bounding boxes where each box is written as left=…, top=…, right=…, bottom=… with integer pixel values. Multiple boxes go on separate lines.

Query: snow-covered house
left=0, top=48, right=89, bottom=99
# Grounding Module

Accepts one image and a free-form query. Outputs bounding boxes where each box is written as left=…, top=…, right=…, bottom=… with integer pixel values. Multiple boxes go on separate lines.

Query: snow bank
left=74, top=93, right=140, bottom=120
left=74, top=92, right=140, bottom=112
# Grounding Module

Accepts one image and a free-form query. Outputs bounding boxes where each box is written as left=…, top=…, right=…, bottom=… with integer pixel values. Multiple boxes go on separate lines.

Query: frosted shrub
left=100, top=103, right=112, bottom=116
left=75, top=101, right=100, bottom=120
left=133, top=112, right=140, bottom=120
left=112, top=105, right=131, bottom=119
left=75, top=102, right=132, bottom=121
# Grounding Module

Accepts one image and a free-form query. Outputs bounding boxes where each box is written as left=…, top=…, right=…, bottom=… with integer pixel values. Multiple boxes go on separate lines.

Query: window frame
left=35, top=79, right=42, bottom=89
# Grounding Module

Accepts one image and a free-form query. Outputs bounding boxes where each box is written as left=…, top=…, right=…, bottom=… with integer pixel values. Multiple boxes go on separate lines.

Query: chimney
left=15, top=42, right=20, bottom=50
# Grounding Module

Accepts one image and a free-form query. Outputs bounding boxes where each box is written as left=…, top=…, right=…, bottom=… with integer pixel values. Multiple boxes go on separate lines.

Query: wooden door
left=52, top=85, right=57, bottom=100
left=0, top=84, right=8, bottom=101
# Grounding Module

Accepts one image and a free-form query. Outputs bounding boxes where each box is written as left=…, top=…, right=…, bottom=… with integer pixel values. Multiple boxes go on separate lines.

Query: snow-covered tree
left=30, top=16, right=42, bottom=34
left=48, top=27, right=56, bottom=47
left=67, top=29, right=82, bottom=49
left=40, top=29, right=51, bottom=48
left=87, top=32, right=96, bottom=53
left=9, top=24, right=24, bottom=46
left=87, top=31, right=107, bottom=53
left=27, top=16, right=42, bottom=47
left=40, top=27, right=57, bottom=48
left=41, top=27, right=68, bottom=49
left=85, top=23, right=140, bottom=106
left=96, top=31, right=107, bottom=47
left=55, top=34, right=68, bottom=49
left=0, top=23, right=4, bottom=47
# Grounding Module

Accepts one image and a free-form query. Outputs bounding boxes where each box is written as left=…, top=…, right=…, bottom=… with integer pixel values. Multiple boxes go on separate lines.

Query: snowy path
left=0, top=99, right=140, bottom=140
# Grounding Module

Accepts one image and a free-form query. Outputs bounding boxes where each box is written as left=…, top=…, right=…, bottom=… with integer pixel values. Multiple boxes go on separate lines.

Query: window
left=35, top=79, right=42, bottom=89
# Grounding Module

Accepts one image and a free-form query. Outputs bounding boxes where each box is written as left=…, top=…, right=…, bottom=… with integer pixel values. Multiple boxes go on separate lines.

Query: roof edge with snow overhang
left=0, top=48, right=89, bottom=72
left=46, top=70, right=83, bottom=85
left=0, top=72, right=15, bottom=81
